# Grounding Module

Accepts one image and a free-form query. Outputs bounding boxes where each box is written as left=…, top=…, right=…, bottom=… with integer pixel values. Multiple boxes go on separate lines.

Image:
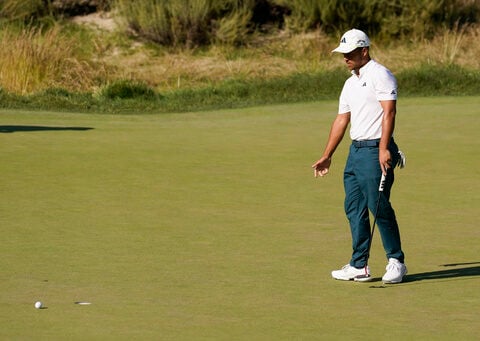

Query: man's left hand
left=379, top=149, right=392, bottom=175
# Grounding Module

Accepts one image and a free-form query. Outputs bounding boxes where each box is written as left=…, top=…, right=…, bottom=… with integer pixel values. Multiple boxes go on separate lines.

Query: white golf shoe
left=382, top=258, right=407, bottom=284
left=331, top=264, right=372, bottom=282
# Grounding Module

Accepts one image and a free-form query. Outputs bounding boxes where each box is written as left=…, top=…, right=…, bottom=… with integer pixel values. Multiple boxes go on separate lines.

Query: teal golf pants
left=344, top=139, right=405, bottom=268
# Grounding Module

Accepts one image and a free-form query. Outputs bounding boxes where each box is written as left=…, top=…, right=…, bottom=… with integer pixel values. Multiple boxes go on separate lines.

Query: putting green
left=1, top=97, right=478, bottom=339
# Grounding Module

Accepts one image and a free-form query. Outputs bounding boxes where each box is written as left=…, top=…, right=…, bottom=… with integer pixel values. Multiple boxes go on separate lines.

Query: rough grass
left=0, top=66, right=478, bottom=114
left=0, top=24, right=108, bottom=94
left=0, top=97, right=478, bottom=339
left=0, top=19, right=479, bottom=112
left=1, top=17, right=480, bottom=95
left=101, top=25, right=480, bottom=92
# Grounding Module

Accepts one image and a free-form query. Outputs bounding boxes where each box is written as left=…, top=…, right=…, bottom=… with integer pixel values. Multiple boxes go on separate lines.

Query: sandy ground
left=71, top=11, right=116, bottom=31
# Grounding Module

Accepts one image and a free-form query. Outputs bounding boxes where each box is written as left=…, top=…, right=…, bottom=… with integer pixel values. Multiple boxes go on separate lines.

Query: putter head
left=354, top=274, right=373, bottom=282
left=397, top=150, right=406, bottom=168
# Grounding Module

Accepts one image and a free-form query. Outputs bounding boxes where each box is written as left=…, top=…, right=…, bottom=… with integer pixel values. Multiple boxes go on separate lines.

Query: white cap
left=332, top=29, right=370, bottom=53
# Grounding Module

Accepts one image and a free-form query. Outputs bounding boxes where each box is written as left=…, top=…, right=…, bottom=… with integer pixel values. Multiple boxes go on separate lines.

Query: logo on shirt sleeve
left=391, top=90, right=397, bottom=95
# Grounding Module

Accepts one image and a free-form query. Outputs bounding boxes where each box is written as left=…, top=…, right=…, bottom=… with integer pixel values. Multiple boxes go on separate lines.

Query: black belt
left=352, top=139, right=380, bottom=148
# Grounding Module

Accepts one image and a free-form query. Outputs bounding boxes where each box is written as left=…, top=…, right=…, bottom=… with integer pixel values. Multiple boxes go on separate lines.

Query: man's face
left=343, top=47, right=368, bottom=72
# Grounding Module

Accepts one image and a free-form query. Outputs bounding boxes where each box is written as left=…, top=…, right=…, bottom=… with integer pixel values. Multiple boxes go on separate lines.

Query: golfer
left=312, top=29, right=407, bottom=283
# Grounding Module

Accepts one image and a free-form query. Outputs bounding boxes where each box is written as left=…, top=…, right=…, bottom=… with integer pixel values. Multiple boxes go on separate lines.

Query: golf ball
left=34, top=301, right=43, bottom=309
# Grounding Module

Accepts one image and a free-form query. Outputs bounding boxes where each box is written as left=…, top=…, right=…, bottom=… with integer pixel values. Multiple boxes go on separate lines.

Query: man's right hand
left=312, top=157, right=332, bottom=178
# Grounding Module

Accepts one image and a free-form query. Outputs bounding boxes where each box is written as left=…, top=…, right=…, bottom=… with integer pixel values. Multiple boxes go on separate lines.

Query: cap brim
left=332, top=45, right=357, bottom=53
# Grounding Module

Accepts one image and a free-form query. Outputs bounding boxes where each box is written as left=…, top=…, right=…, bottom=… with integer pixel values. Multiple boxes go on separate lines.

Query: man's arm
left=379, top=100, right=396, bottom=174
left=312, top=113, right=350, bottom=177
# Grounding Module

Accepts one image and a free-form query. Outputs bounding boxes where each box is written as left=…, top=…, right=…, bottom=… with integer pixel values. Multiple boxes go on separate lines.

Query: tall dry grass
left=0, top=25, right=107, bottom=94
left=373, top=24, right=480, bottom=72
left=101, top=29, right=335, bottom=91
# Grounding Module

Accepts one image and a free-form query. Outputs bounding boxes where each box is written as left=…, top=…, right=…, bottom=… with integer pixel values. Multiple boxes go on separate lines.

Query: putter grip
left=379, top=173, right=386, bottom=192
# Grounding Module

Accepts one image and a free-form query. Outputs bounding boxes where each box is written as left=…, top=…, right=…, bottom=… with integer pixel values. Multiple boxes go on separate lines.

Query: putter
left=354, top=172, right=386, bottom=281
left=358, top=151, right=405, bottom=280
left=366, top=172, right=387, bottom=265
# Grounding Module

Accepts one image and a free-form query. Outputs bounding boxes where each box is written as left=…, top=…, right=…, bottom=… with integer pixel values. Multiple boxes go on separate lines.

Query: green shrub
left=99, top=80, right=157, bottom=100
left=28, top=88, right=95, bottom=111
left=213, top=4, right=253, bottom=45
left=113, top=0, right=256, bottom=47
left=114, top=0, right=211, bottom=47
left=0, top=0, right=50, bottom=22
left=0, top=0, right=112, bottom=21
left=113, top=0, right=480, bottom=47
left=274, top=0, right=480, bottom=38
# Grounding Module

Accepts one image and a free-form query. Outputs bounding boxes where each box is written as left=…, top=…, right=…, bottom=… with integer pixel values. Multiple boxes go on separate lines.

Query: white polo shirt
left=338, top=59, right=397, bottom=140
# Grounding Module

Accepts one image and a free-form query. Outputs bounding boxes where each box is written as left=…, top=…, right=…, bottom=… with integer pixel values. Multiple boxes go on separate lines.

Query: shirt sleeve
left=338, top=83, right=350, bottom=114
left=375, top=68, right=398, bottom=101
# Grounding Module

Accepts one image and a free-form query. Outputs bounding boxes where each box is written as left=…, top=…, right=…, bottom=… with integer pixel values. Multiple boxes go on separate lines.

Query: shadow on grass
left=369, top=263, right=480, bottom=288
left=0, top=125, right=94, bottom=133
left=404, top=264, right=480, bottom=283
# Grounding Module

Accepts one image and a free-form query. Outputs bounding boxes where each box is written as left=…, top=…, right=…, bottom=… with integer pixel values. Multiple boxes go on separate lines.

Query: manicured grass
left=0, top=97, right=478, bottom=339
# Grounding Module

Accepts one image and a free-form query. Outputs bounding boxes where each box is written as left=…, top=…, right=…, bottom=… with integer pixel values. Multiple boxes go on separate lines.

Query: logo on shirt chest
left=361, top=82, right=367, bottom=87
